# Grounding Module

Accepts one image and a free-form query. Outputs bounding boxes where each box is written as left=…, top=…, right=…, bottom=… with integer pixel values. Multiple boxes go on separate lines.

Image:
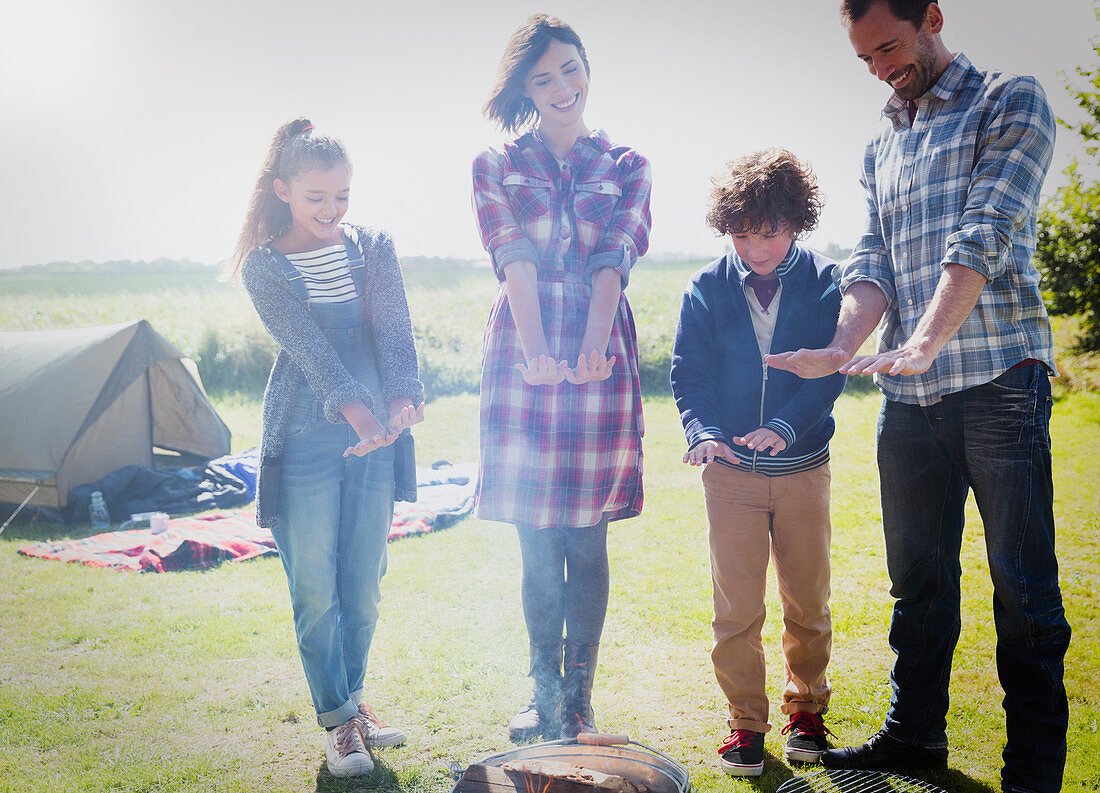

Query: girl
left=229, top=118, right=424, bottom=777
left=472, top=15, right=652, bottom=741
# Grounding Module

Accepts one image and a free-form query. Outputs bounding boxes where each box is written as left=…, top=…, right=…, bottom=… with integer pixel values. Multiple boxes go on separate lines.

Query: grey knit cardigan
left=241, top=224, right=424, bottom=528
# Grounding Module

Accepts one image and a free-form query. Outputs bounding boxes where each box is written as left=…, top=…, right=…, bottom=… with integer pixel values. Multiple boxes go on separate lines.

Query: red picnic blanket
left=17, top=464, right=476, bottom=573
left=18, top=510, right=275, bottom=572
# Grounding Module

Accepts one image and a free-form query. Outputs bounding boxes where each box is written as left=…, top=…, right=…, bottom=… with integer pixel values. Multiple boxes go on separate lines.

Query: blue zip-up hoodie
left=670, top=243, right=845, bottom=475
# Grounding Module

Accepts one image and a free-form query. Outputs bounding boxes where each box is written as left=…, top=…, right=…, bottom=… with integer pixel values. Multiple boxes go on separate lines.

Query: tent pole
left=0, top=485, right=41, bottom=535
left=146, top=367, right=154, bottom=465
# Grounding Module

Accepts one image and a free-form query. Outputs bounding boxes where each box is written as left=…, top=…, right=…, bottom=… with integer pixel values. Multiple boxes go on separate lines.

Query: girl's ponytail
left=226, top=117, right=347, bottom=279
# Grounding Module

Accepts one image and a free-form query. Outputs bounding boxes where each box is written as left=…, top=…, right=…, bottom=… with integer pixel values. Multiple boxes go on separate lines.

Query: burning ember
left=456, top=758, right=648, bottom=793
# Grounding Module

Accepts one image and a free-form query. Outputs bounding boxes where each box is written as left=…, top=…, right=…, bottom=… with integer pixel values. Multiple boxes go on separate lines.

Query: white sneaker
left=357, top=702, right=407, bottom=748
left=323, top=718, right=374, bottom=777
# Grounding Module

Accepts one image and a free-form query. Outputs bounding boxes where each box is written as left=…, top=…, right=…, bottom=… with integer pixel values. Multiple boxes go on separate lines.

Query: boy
left=670, top=148, right=845, bottom=776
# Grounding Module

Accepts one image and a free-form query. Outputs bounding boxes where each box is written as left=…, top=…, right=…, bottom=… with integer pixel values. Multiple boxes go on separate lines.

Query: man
left=766, top=2, right=1071, bottom=791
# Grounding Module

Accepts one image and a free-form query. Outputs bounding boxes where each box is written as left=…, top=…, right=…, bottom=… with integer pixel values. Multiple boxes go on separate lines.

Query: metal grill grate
left=776, top=769, right=947, bottom=793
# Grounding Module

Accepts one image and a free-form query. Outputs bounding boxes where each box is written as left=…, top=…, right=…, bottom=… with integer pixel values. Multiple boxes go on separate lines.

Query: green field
left=1, top=263, right=1098, bottom=792
left=0, top=260, right=702, bottom=398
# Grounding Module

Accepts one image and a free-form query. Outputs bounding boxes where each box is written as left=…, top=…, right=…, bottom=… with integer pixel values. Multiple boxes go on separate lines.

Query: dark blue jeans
left=516, top=520, right=610, bottom=648
left=876, top=365, right=1069, bottom=793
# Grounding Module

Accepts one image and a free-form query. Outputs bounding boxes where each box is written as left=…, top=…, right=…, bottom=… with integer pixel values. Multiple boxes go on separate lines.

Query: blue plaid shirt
left=841, top=53, right=1056, bottom=406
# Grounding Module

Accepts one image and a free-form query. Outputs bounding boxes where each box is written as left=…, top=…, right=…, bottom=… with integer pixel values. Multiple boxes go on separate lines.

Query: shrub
left=191, top=327, right=276, bottom=395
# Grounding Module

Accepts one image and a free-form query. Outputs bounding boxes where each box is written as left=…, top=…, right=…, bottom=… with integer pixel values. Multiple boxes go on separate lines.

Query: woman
left=472, top=14, right=651, bottom=741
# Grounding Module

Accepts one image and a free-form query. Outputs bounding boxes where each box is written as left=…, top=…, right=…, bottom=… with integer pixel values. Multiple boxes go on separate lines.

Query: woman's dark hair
left=482, top=14, right=590, bottom=133
left=226, top=117, right=349, bottom=277
left=840, top=0, right=936, bottom=27
left=706, top=148, right=823, bottom=238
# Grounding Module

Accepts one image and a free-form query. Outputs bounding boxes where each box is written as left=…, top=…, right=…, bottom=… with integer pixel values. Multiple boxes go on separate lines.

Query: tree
left=817, top=242, right=853, bottom=262
left=1035, top=14, right=1100, bottom=354
left=1037, top=172, right=1100, bottom=354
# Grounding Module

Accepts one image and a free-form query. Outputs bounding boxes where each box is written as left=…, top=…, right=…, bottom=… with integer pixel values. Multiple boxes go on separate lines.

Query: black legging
left=516, top=519, right=609, bottom=647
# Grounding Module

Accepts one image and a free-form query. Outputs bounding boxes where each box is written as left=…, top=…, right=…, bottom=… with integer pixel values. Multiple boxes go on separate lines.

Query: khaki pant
left=702, top=461, right=833, bottom=733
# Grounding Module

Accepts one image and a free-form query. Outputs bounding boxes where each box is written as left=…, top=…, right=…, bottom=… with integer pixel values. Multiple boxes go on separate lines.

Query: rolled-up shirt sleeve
left=942, top=77, right=1055, bottom=281
left=585, top=151, right=652, bottom=288
left=472, top=149, right=540, bottom=280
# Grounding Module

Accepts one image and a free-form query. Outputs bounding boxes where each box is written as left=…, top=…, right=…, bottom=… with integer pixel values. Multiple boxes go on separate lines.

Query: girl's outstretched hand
left=344, top=428, right=399, bottom=458
left=515, top=354, right=568, bottom=386
left=343, top=429, right=398, bottom=458
left=564, top=351, right=616, bottom=385
left=388, top=402, right=425, bottom=434
left=341, top=401, right=398, bottom=458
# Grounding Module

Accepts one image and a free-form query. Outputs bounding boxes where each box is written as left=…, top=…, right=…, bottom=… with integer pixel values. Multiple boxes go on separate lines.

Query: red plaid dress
left=472, top=129, right=651, bottom=530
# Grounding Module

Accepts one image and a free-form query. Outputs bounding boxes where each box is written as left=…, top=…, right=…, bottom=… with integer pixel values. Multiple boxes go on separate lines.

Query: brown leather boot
left=508, top=641, right=563, bottom=743
left=560, top=641, right=599, bottom=739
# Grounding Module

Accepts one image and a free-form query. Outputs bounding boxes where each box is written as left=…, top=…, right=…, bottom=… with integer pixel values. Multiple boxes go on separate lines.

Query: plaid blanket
left=18, top=464, right=476, bottom=572
left=18, top=511, right=274, bottom=573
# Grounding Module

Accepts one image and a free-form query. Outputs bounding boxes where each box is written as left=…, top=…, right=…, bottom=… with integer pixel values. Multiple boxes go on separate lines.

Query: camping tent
left=0, top=320, right=231, bottom=509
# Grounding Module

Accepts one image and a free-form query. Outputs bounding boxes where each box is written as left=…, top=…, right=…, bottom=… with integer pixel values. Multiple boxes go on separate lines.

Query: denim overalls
left=271, top=237, right=396, bottom=729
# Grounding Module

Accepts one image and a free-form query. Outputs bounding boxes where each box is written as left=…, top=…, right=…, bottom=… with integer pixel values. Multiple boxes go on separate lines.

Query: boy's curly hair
left=705, top=148, right=823, bottom=238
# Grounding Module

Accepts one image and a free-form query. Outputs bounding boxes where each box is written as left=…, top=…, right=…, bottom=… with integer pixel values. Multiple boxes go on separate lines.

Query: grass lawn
left=1, top=387, right=1098, bottom=793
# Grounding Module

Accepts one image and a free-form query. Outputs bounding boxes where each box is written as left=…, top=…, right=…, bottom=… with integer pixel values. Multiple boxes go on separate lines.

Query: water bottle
left=89, top=491, right=111, bottom=531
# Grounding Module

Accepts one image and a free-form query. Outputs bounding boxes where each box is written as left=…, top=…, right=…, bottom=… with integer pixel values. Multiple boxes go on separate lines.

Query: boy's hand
left=683, top=440, right=736, bottom=466
left=732, top=427, right=787, bottom=456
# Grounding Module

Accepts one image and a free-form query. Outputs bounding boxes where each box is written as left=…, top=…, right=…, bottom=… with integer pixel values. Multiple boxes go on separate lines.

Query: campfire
left=457, top=758, right=647, bottom=793
left=453, top=734, right=689, bottom=793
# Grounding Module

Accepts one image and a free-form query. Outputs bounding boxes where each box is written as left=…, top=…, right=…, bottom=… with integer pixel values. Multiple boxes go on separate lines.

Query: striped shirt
left=284, top=244, right=357, bottom=303
left=841, top=53, right=1056, bottom=406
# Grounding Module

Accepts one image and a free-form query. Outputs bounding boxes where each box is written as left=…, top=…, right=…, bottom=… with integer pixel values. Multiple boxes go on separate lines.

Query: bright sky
left=0, top=0, right=1095, bottom=269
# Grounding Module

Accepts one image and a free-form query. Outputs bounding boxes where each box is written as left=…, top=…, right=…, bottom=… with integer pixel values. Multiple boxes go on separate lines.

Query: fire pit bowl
left=453, top=734, right=691, bottom=793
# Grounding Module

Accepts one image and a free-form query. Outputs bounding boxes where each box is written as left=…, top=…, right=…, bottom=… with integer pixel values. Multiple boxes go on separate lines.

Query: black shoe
left=821, top=729, right=948, bottom=770
left=718, top=729, right=765, bottom=777
left=782, top=711, right=831, bottom=764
